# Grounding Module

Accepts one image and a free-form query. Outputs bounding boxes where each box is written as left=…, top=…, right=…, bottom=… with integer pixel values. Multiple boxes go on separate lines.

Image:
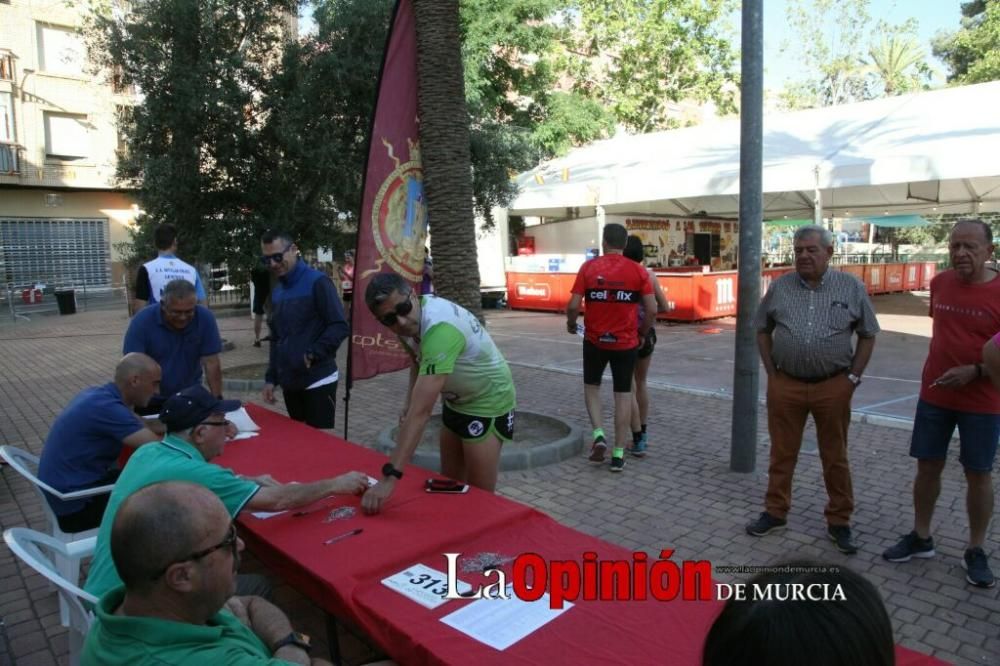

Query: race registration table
left=218, top=405, right=944, bottom=666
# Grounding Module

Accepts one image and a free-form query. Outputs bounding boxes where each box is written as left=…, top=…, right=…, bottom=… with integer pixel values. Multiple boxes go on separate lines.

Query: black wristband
left=272, top=631, right=311, bottom=654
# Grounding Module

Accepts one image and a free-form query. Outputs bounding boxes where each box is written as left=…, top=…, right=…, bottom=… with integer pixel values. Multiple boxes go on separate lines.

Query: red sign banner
left=349, top=0, right=425, bottom=381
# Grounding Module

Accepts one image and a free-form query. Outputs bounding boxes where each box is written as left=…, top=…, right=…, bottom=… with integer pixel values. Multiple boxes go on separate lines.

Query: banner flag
left=349, top=0, right=427, bottom=381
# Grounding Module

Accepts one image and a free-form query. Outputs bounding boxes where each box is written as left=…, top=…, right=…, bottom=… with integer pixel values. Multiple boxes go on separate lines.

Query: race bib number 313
left=382, top=563, right=471, bottom=609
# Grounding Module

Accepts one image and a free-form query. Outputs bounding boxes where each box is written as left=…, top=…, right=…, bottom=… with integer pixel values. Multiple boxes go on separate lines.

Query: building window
left=44, top=112, right=90, bottom=160
left=0, top=91, right=17, bottom=174
left=38, top=23, right=86, bottom=77
left=0, top=91, right=14, bottom=143
left=115, top=105, right=133, bottom=160
left=0, top=218, right=112, bottom=288
left=0, top=51, right=14, bottom=81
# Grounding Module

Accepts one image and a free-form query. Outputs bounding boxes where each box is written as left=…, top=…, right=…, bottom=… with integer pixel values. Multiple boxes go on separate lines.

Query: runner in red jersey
left=566, top=223, right=655, bottom=472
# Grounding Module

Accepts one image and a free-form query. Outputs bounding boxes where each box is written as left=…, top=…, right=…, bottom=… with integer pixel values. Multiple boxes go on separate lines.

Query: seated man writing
left=38, top=353, right=162, bottom=532
left=82, top=481, right=332, bottom=665
left=85, top=385, right=369, bottom=599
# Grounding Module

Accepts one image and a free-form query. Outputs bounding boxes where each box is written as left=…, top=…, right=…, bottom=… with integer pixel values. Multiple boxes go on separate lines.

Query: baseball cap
left=160, top=386, right=242, bottom=432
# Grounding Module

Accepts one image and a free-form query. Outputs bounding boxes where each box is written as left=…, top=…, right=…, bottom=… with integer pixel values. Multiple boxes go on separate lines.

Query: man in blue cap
left=85, top=385, right=369, bottom=599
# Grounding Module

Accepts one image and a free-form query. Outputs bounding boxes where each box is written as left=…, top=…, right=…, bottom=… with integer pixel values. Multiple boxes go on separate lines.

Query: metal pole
left=813, top=164, right=822, bottom=226
left=730, top=0, right=764, bottom=473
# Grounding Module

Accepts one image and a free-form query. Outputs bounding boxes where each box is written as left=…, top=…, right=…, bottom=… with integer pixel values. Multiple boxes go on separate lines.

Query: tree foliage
left=88, top=0, right=744, bottom=277
left=780, top=0, right=875, bottom=107
left=85, top=0, right=299, bottom=273
left=933, top=0, right=1000, bottom=84
left=778, top=0, right=934, bottom=109
left=559, top=0, right=738, bottom=133
left=867, top=20, right=935, bottom=96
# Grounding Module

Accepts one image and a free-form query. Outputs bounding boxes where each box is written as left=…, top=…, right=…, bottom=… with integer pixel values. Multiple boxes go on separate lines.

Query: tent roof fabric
left=510, top=81, right=1000, bottom=220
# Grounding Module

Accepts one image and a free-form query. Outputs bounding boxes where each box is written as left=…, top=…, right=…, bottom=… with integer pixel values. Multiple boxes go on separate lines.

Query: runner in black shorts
left=566, top=223, right=656, bottom=473
left=583, top=340, right=638, bottom=392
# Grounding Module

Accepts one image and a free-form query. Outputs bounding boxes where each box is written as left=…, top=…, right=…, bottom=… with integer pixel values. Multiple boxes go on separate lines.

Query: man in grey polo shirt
left=746, top=225, right=880, bottom=554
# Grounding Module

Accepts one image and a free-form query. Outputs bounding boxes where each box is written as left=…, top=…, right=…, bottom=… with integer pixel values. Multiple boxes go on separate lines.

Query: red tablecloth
left=218, top=405, right=945, bottom=666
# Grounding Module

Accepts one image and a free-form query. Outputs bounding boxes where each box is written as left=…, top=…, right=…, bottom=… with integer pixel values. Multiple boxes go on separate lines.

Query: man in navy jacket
left=259, top=230, right=349, bottom=429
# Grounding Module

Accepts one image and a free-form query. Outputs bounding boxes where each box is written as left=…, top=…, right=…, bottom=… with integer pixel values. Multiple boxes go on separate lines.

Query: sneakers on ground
left=963, top=547, right=996, bottom=589
left=827, top=524, right=858, bottom=555
left=588, top=433, right=607, bottom=463
left=628, top=432, right=648, bottom=457
left=610, top=455, right=625, bottom=472
left=745, top=512, right=787, bottom=537
left=882, top=531, right=935, bottom=563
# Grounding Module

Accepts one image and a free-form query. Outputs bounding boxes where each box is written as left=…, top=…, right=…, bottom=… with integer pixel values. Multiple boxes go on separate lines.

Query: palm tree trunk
left=412, top=0, right=482, bottom=316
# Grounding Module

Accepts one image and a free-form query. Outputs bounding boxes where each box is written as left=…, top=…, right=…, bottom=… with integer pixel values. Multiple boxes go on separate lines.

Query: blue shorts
left=909, top=400, right=1000, bottom=472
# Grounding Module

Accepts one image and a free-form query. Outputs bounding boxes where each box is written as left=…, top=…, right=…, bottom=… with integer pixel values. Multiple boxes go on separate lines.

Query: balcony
left=0, top=143, right=21, bottom=174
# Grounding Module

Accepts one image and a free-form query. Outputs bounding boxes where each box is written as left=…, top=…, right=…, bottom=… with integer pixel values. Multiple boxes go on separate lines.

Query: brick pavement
left=0, top=308, right=997, bottom=665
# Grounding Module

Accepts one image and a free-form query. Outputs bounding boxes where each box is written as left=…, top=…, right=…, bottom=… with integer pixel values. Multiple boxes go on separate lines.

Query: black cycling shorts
left=582, top=340, right=638, bottom=392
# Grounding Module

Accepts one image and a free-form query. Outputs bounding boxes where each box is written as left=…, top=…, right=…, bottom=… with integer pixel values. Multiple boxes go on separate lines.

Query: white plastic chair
left=0, top=445, right=112, bottom=620
left=4, top=528, right=98, bottom=666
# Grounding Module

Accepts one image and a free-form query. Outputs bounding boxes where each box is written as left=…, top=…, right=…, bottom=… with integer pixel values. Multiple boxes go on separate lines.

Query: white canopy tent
left=509, top=81, right=1000, bottom=221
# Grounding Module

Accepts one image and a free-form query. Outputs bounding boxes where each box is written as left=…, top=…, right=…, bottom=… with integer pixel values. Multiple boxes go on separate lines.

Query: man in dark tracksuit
left=259, top=230, right=349, bottom=429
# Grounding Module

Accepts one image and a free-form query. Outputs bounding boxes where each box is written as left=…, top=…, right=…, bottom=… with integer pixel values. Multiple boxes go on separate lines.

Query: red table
left=218, top=405, right=944, bottom=666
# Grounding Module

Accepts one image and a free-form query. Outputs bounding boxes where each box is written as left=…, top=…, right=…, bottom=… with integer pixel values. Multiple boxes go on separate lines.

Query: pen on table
left=324, top=528, right=363, bottom=545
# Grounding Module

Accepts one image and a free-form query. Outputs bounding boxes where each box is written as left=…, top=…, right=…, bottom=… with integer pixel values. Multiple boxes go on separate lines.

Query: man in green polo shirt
left=83, top=481, right=329, bottom=665
left=85, top=385, right=370, bottom=599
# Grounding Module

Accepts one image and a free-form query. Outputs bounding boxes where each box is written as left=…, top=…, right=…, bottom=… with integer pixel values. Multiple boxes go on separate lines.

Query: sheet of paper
left=440, top=585, right=572, bottom=651
left=226, top=407, right=260, bottom=432
left=230, top=431, right=259, bottom=441
left=381, top=564, right=471, bottom=610
left=250, top=510, right=286, bottom=519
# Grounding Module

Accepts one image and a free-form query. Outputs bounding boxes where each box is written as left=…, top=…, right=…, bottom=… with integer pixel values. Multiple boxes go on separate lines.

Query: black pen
left=323, top=528, right=363, bottom=545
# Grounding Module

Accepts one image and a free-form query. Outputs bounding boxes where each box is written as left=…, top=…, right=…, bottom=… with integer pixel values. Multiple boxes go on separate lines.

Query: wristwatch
left=382, top=462, right=403, bottom=480
left=272, top=631, right=311, bottom=654
left=847, top=373, right=862, bottom=386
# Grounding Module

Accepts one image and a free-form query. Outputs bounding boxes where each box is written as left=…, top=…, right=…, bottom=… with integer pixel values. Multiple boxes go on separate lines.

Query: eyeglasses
left=260, top=244, right=292, bottom=265
left=378, top=295, right=414, bottom=327
left=162, top=306, right=195, bottom=318
left=200, top=419, right=231, bottom=427
left=150, top=523, right=238, bottom=580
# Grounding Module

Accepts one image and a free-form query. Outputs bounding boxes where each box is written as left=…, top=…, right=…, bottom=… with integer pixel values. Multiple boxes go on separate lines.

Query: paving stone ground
left=0, top=307, right=997, bottom=665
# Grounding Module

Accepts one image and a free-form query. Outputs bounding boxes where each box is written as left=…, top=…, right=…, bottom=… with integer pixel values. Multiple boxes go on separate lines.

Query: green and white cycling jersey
left=399, top=295, right=516, bottom=417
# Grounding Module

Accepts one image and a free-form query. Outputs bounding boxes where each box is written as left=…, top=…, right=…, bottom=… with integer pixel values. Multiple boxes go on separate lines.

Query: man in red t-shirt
left=566, top=223, right=656, bottom=472
left=883, top=219, right=1000, bottom=589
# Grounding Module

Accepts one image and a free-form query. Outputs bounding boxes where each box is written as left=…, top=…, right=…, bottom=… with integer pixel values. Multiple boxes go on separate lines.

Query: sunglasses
left=378, top=296, right=414, bottom=327
left=260, top=244, right=292, bottom=265
left=150, top=523, right=238, bottom=580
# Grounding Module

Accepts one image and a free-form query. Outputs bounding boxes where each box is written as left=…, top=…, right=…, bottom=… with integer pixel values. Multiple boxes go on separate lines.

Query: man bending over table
left=361, top=273, right=516, bottom=515
left=85, top=385, right=369, bottom=599
left=83, top=481, right=333, bottom=665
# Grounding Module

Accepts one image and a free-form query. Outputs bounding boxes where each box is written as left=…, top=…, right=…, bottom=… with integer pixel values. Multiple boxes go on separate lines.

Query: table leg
left=326, top=613, right=343, bottom=666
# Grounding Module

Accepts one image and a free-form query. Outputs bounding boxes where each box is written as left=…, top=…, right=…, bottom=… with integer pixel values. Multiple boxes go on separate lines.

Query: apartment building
left=0, top=0, right=138, bottom=290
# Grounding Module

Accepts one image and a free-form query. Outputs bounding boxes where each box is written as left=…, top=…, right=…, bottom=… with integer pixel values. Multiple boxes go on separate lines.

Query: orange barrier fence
left=505, top=261, right=935, bottom=321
